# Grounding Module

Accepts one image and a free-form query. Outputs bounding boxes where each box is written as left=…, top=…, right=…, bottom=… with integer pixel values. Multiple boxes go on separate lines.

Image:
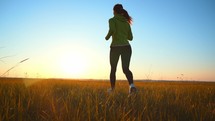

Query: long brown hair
left=113, top=4, right=132, bottom=24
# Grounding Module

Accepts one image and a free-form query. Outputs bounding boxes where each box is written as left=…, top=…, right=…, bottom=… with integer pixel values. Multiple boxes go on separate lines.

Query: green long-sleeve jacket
left=105, top=14, right=133, bottom=47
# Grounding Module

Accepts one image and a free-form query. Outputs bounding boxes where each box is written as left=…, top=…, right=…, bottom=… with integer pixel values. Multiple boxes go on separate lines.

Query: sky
left=0, top=0, right=215, bottom=81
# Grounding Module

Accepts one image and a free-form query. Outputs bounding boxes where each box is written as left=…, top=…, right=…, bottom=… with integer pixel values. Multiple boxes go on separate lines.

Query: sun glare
left=58, top=51, right=88, bottom=78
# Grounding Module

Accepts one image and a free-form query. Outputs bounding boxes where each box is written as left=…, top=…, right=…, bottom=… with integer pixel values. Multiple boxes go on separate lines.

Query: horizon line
left=0, top=77, right=214, bottom=83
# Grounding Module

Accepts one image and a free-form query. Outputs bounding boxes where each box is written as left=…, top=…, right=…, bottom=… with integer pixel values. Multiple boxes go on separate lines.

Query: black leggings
left=109, top=45, right=133, bottom=89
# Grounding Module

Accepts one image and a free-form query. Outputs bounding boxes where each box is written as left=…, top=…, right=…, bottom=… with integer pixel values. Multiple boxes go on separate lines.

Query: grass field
left=0, top=78, right=214, bottom=121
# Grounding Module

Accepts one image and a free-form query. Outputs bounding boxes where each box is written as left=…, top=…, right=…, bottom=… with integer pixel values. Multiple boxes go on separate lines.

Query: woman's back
left=108, top=14, right=133, bottom=47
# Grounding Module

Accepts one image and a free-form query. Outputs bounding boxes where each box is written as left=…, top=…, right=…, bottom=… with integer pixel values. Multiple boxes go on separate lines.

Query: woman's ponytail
left=122, top=9, right=132, bottom=24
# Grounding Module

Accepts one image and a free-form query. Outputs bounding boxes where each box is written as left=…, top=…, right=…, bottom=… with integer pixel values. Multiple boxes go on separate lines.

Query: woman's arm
left=128, top=25, right=133, bottom=41
left=105, top=19, right=116, bottom=40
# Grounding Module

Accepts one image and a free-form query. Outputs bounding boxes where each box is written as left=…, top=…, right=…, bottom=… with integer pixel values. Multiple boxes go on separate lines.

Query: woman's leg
left=110, top=47, right=120, bottom=89
left=121, top=45, right=133, bottom=85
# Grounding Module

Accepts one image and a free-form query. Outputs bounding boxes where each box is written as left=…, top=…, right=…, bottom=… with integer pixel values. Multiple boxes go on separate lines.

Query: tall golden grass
left=0, top=78, right=214, bottom=121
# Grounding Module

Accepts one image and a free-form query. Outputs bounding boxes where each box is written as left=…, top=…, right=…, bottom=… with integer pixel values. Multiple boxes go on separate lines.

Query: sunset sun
left=58, top=52, right=88, bottom=78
